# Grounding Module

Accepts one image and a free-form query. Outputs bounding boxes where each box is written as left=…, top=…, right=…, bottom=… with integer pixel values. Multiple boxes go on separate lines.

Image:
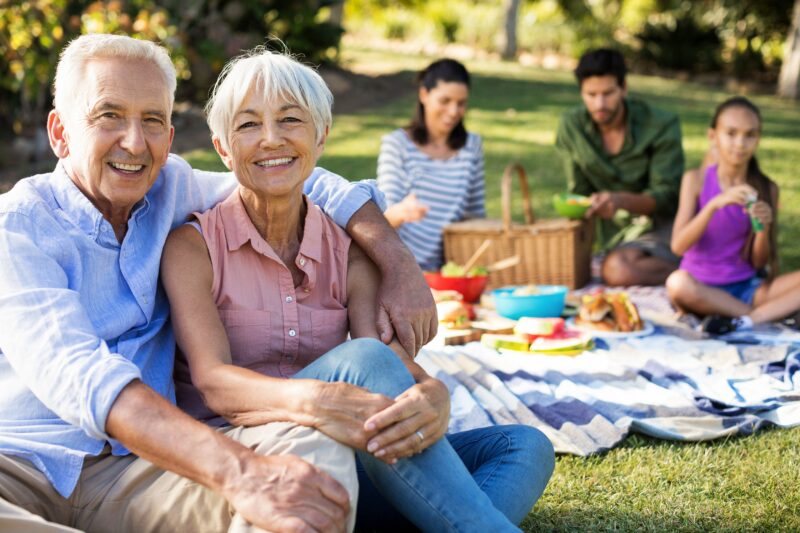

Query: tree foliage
left=0, top=0, right=343, bottom=137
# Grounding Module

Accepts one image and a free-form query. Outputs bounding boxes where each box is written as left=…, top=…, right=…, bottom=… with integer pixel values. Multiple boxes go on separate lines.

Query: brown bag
left=443, top=163, right=593, bottom=289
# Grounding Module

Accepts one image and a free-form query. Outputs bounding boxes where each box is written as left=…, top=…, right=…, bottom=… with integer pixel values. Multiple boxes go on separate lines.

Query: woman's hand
left=749, top=200, right=772, bottom=227
left=712, top=184, right=757, bottom=209
left=309, top=381, right=395, bottom=452
left=383, top=193, right=429, bottom=228
left=362, top=376, right=451, bottom=463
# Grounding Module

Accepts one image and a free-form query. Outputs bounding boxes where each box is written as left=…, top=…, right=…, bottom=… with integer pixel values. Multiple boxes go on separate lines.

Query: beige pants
left=0, top=422, right=358, bottom=533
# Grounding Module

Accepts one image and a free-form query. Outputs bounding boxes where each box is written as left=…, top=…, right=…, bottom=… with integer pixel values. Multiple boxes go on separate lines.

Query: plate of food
left=566, top=290, right=654, bottom=338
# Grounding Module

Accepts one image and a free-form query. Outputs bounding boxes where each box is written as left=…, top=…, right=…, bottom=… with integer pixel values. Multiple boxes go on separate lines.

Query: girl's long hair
left=407, top=58, right=470, bottom=150
left=711, top=96, right=779, bottom=279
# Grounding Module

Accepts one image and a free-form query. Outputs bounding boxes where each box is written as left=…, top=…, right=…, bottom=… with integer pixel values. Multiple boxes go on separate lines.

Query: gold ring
left=415, top=430, right=424, bottom=444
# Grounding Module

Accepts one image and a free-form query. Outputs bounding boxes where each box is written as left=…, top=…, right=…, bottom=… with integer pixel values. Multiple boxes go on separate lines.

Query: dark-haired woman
left=666, top=97, right=800, bottom=333
left=377, top=58, right=485, bottom=272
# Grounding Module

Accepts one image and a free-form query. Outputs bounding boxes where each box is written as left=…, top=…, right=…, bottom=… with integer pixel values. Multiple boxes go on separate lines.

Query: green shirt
left=555, top=97, right=684, bottom=248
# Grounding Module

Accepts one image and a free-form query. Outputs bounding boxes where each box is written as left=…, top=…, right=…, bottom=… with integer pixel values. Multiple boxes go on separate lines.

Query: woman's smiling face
left=214, top=88, right=327, bottom=198
left=420, top=81, right=469, bottom=139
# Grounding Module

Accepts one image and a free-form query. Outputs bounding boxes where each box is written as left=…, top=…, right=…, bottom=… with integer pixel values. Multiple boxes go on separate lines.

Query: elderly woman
left=161, top=47, right=554, bottom=531
left=378, top=58, right=485, bottom=272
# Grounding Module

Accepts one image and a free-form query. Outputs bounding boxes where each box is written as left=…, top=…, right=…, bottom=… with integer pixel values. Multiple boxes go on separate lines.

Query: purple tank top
left=679, top=165, right=755, bottom=284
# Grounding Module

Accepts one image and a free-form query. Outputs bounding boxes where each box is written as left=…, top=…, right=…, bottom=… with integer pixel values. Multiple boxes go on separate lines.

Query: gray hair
left=206, top=46, right=333, bottom=152
left=54, top=34, right=177, bottom=120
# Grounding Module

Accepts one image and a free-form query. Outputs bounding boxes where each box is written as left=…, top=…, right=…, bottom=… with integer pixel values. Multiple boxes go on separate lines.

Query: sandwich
left=436, top=300, right=471, bottom=329
left=574, top=291, right=642, bottom=332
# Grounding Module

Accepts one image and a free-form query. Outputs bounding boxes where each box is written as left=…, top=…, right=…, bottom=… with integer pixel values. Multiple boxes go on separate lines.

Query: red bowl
left=423, top=272, right=489, bottom=303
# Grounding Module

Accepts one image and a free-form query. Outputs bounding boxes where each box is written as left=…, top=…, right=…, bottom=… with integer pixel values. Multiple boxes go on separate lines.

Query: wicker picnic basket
left=443, top=163, right=593, bottom=290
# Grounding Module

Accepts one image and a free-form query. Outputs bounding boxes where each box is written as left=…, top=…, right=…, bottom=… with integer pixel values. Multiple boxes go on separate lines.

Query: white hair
left=54, top=34, right=177, bottom=119
left=206, top=46, right=333, bottom=152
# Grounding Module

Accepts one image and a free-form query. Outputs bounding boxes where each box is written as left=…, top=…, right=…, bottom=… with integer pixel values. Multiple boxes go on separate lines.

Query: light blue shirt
left=0, top=154, right=385, bottom=498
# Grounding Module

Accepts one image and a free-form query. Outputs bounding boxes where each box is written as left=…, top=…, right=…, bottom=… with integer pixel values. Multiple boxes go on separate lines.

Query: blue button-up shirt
left=0, top=154, right=385, bottom=498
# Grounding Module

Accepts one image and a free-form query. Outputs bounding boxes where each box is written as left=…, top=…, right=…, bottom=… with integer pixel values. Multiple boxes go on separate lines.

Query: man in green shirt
left=555, top=48, right=684, bottom=286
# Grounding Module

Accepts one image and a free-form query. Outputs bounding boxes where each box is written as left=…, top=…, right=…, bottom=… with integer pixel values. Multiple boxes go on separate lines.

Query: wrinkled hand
left=376, top=257, right=437, bottom=356
left=586, top=191, right=618, bottom=219
left=362, top=377, right=450, bottom=463
left=223, top=453, right=350, bottom=533
left=311, top=381, right=395, bottom=451
left=713, top=184, right=756, bottom=209
left=396, top=193, right=429, bottom=224
left=749, top=200, right=773, bottom=226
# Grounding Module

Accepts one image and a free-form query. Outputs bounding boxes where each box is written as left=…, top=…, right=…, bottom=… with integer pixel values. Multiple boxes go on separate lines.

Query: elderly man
left=0, top=34, right=436, bottom=532
left=555, top=48, right=685, bottom=286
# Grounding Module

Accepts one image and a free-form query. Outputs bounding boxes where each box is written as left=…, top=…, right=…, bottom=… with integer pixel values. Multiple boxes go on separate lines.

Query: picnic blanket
left=418, top=286, right=800, bottom=455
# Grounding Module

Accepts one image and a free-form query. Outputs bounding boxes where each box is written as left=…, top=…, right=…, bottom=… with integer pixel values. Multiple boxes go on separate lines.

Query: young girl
left=376, top=58, right=485, bottom=272
left=666, top=96, right=800, bottom=334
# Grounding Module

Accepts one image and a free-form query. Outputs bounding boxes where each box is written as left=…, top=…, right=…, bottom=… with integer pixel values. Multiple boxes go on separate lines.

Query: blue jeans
left=294, top=338, right=555, bottom=532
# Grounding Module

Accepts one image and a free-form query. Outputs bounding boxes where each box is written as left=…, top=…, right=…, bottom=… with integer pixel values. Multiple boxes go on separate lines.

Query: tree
left=778, top=0, right=800, bottom=98
left=499, top=0, right=520, bottom=60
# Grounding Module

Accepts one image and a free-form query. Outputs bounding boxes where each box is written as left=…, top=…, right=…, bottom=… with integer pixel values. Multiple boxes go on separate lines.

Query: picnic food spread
left=574, top=290, right=643, bottom=332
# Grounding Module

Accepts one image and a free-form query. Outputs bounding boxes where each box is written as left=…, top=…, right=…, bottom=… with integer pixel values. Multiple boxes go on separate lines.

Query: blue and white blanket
left=418, top=289, right=800, bottom=456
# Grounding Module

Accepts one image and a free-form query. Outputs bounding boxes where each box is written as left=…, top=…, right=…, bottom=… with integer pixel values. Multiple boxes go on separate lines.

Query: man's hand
left=586, top=191, right=619, bottom=219
left=309, top=381, right=395, bottom=454
left=362, top=376, right=450, bottom=463
left=223, top=453, right=351, bottom=533
left=345, top=201, right=438, bottom=356
left=376, top=259, right=438, bottom=355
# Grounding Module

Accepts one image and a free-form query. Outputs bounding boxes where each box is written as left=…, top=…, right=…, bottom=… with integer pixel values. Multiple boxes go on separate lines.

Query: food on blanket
left=606, top=292, right=642, bottom=332
left=440, top=261, right=487, bottom=277
left=437, top=300, right=472, bottom=329
left=431, top=289, right=463, bottom=303
left=514, top=317, right=565, bottom=341
left=529, top=333, right=593, bottom=355
left=481, top=333, right=530, bottom=352
left=511, top=285, right=541, bottom=297
left=482, top=331, right=593, bottom=356
left=575, top=290, right=643, bottom=332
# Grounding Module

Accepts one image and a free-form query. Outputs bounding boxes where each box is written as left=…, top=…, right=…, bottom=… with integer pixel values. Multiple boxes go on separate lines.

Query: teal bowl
left=492, top=285, right=568, bottom=319
left=553, top=193, right=591, bottom=219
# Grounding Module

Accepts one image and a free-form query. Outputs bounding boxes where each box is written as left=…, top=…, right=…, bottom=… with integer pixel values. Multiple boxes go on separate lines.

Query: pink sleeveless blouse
left=175, top=190, right=351, bottom=425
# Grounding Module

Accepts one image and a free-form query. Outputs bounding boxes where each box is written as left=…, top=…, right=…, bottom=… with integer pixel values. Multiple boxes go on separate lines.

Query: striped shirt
left=377, top=129, right=485, bottom=272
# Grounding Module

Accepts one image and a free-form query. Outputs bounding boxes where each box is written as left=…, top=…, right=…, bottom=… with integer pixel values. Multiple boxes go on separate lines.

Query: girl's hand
left=749, top=200, right=773, bottom=226
left=712, top=184, right=757, bottom=209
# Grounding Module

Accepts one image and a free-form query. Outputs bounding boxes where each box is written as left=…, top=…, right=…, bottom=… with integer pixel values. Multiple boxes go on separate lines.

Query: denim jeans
left=294, top=338, right=555, bottom=532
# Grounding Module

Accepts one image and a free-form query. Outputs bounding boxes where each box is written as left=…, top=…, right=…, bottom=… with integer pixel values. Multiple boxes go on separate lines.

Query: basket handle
left=501, top=163, right=534, bottom=232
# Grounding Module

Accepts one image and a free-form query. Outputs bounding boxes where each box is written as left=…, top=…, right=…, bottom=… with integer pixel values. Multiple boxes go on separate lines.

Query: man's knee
left=601, top=249, right=639, bottom=286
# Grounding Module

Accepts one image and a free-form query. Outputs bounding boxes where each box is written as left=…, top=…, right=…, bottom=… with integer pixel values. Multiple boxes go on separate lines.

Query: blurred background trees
left=0, top=0, right=342, bottom=142
left=1, top=0, right=798, bottom=146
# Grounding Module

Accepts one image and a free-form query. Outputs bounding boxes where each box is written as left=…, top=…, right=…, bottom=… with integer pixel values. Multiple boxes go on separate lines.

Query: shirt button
left=288, top=329, right=297, bottom=337
left=299, top=258, right=306, bottom=266
left=285, top=296, right=293, bottom=303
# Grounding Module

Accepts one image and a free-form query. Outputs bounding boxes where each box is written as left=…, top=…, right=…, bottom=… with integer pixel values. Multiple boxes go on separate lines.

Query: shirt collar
left=581, top=97, right=635, bottom=147
left=223, top=190, right=324, bottom=264
left=50, top=162, right=152, bottom=240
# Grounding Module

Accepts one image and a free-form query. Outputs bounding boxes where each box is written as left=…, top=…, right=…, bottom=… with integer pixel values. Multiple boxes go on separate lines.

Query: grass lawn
left=183, top=44, right=800, bottom=531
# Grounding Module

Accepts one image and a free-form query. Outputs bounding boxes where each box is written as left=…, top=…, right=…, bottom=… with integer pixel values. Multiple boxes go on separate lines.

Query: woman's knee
left=326, top=338, right=415, bottom=394
left=511, top=426, right=555, bottom=477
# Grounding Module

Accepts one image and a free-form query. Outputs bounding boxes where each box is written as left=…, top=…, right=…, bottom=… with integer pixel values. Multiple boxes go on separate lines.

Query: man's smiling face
left=53, top=57, right=174, bottom=218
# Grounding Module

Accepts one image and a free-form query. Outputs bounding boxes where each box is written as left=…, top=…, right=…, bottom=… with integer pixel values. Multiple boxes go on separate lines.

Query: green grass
left=183, top=45, right=800, bottom=530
